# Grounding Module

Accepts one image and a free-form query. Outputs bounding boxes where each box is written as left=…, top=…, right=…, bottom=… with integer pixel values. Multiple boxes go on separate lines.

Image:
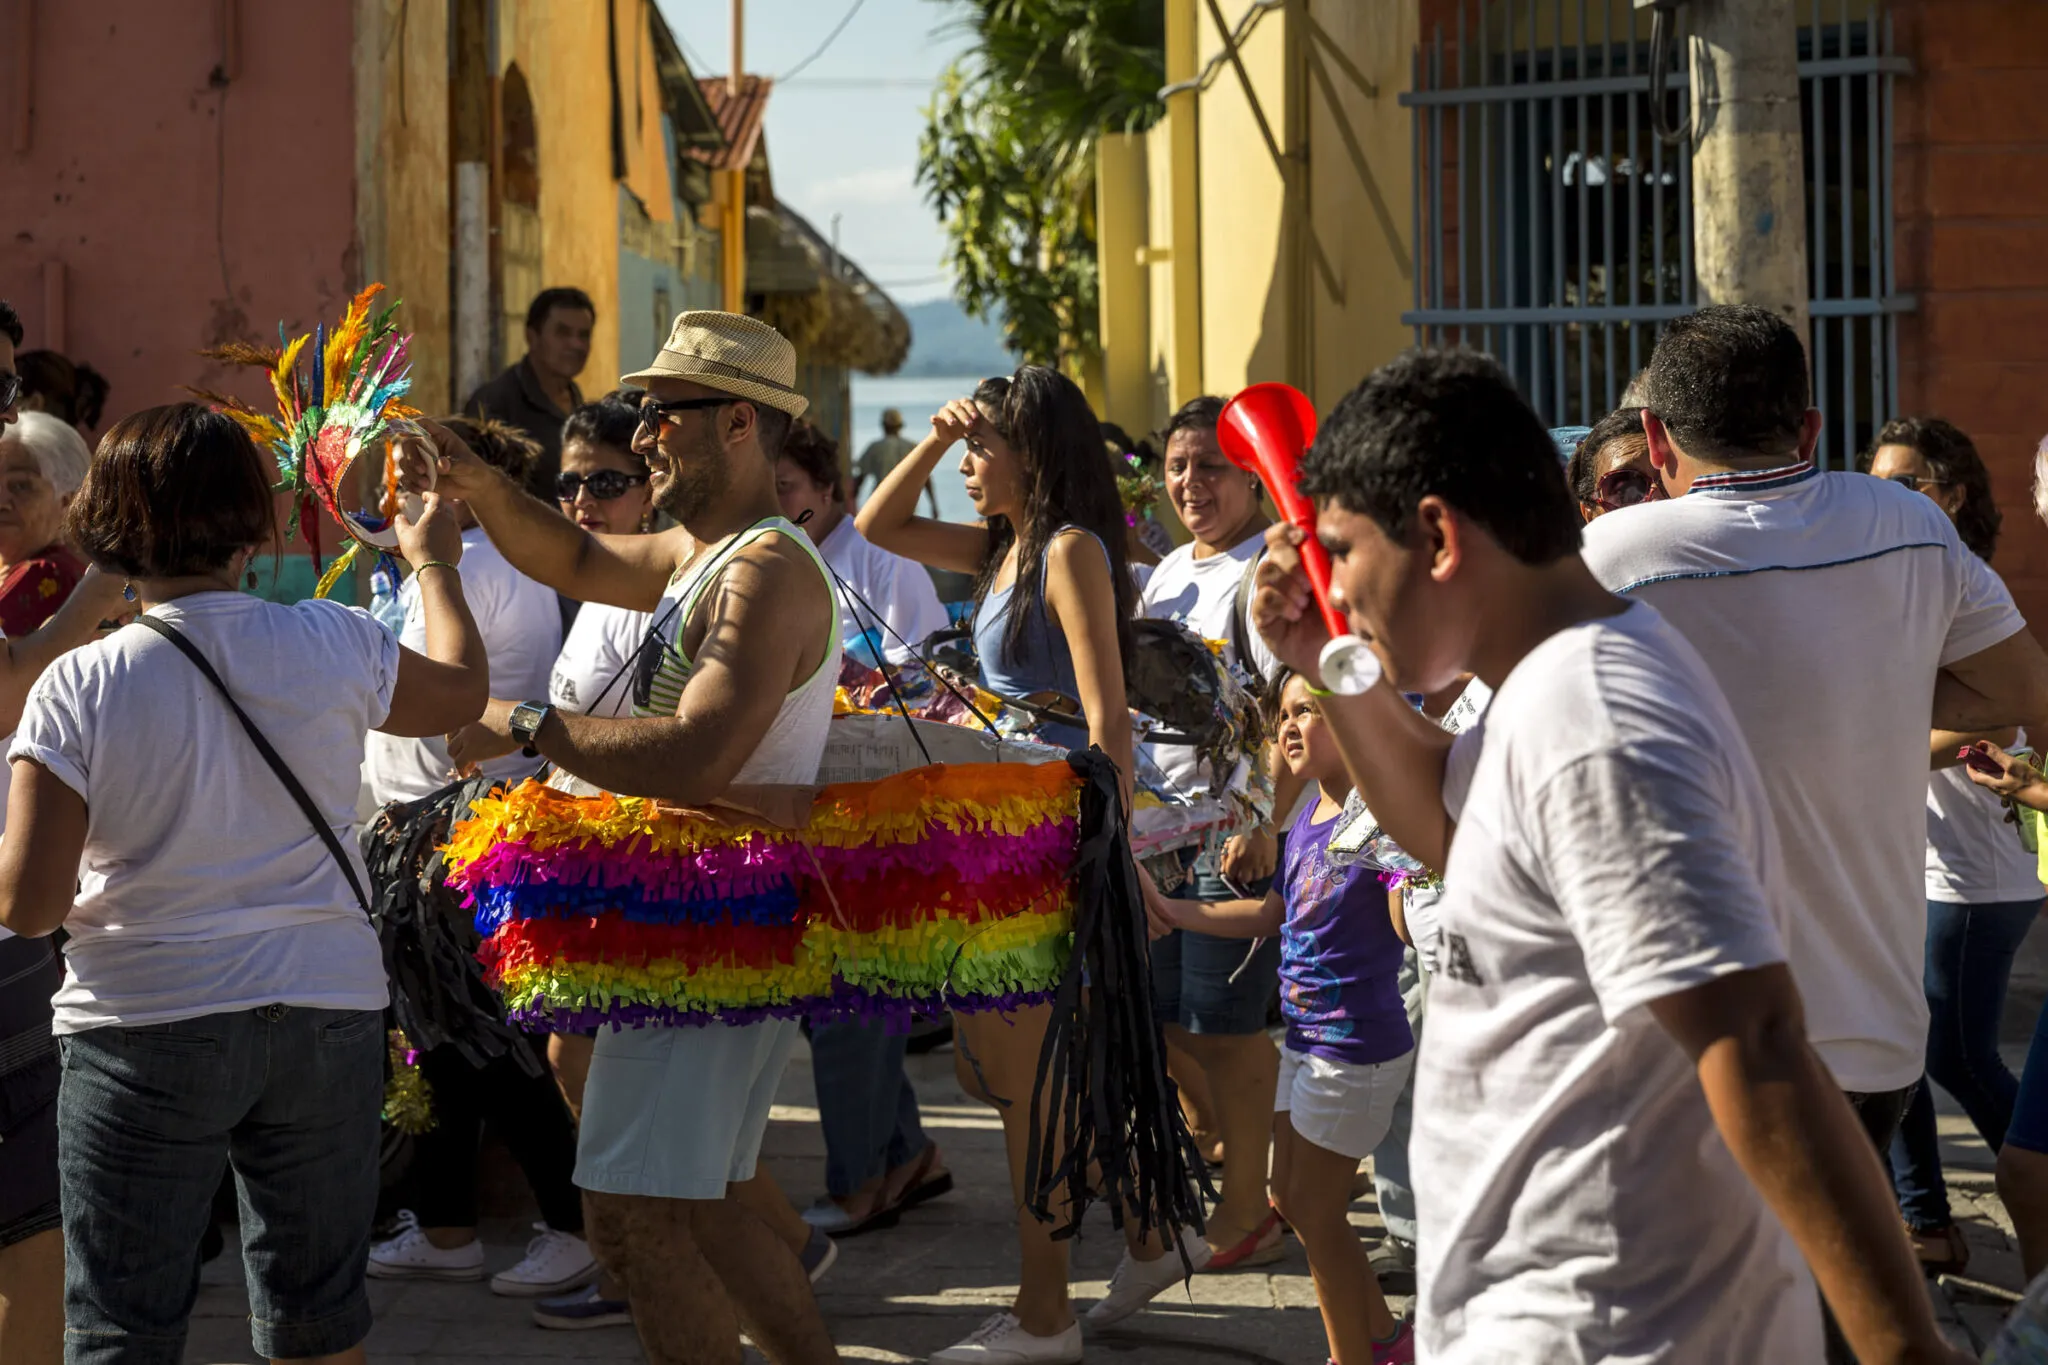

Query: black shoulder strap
left=133, top=614, right=371, bottom=916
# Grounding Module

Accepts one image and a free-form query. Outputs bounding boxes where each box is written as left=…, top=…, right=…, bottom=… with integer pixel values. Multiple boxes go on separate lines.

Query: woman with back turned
left=0, top=404, right=489, bottom=1365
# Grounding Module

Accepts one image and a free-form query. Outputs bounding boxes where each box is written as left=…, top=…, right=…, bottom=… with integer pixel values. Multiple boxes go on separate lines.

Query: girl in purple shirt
left=1167, top=669, right=1418, bottom=1365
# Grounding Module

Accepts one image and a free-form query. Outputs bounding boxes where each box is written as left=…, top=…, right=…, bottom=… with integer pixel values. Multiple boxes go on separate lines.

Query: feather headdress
left=189, top=283, right=419, bottom=596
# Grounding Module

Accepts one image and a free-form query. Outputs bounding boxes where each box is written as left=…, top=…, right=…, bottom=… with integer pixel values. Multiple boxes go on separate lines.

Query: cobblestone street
left=178, top=935, right=2048, bottom=1363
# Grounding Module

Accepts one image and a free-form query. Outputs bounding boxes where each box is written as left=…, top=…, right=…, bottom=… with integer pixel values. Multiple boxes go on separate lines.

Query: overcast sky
left=656, top=0, right=972, bottom=305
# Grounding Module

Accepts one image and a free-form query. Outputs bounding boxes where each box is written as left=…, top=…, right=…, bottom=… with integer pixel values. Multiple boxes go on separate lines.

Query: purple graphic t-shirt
left=1279, top=799, right=1414, bottom=1066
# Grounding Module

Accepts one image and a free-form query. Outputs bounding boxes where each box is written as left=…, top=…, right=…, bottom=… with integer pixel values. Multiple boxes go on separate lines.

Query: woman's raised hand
left=393, top=490, right=464, bottom=570
left=930, top=398, right=981, bottom=448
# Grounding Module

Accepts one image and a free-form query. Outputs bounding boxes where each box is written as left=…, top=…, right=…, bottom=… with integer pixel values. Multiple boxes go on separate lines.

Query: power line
left=778, top=77, right=936, bottom=89
left=677, top=30, right=716, bottom=77
left=777, top=0, right=869, bottom=83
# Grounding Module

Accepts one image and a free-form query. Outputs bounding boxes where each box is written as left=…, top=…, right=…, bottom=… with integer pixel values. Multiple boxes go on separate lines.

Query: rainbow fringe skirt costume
left=443, top=760, right=1083, bottom=1031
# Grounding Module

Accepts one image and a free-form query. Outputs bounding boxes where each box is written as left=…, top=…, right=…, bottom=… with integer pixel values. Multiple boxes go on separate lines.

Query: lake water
left=849, top=373, right=987, bottom=524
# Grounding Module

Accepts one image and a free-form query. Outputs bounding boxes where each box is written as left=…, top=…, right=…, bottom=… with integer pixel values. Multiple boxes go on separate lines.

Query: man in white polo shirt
left=1583, top=306, right=2048, bottom=1150
left=1248, top=348, right=1964, bottom=1364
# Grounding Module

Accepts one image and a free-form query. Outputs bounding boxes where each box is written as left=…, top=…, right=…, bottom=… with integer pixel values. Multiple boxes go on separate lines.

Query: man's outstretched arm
left=397, top=419, right=684, bottom=612
left=1650, top=967, right=1968, bottom=1365
left=517, top=541, right=830, bottom=804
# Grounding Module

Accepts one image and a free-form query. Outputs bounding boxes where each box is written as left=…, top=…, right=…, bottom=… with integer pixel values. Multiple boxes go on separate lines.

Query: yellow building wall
left=617, top=0, right=674, bottom=225
left=1096, top=132, right=1152, bottom=436
left=499, top=2, right=623, bottom=392
left=1195, top=3, right=1295, bottom=398
left=1302, top=1, right=1416, bottom=410
left=355, top=0, right=453, bottom=411
left=1101, top=0, right=1419, bottom=421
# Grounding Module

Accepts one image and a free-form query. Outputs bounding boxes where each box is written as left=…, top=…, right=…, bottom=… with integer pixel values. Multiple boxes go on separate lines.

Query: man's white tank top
left=634, top=515, right=842, bottom=786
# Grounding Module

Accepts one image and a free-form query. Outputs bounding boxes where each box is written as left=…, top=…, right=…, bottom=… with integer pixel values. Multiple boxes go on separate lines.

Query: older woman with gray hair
left=0, top=412, right=90, bottom=637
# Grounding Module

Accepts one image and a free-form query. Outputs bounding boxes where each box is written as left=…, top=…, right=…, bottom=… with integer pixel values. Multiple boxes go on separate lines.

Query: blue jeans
left=57, top=1006, right=383, bottom=1365
left=2007, top=996, right=2048, bottom=1155
left=1371, top=949, right=1425, bottom=1246
left=807, top=1019, right=929, bottom=1199
left=1887, top=896, right=2043, bottom=1231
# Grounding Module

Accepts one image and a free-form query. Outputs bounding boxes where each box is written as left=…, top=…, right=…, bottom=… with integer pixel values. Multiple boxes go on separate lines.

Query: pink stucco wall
left=0, top=1, right=359, bottom=434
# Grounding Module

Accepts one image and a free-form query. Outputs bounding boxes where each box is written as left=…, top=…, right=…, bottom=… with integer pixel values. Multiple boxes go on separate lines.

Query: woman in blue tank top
left=859, top=367, right=1180, bottom=1362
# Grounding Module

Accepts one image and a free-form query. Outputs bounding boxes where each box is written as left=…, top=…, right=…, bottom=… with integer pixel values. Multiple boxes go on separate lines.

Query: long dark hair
left=972, top=366, right=1136, bottom=668
left=1862, top=416, right=2000, bottom=561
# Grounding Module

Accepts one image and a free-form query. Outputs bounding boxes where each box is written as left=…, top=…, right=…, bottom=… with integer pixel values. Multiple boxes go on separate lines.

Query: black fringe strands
left=361, top=777, right=543, bottom=1079
left=1024, top=749, right=1212, bottom=1264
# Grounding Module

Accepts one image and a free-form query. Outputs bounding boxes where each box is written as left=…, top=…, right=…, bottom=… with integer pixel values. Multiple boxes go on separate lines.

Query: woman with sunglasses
left=1860, top=417, right=2042, bottom=1276
left=1565, top=407, right=1662, bottom=520
left=859, top=367, right=1191, bottom=1365
left=363, top=417, right=596, bottom=1303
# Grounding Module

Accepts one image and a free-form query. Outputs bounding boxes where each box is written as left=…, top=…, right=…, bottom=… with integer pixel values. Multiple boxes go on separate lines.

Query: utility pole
left=1682, top=0, right=1809, bottom=338
left=722, top=0, right=747, bottom=313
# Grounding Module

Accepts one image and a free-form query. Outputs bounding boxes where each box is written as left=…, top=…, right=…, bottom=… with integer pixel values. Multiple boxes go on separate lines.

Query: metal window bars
left=1399, top=0, right=1914, bottom=470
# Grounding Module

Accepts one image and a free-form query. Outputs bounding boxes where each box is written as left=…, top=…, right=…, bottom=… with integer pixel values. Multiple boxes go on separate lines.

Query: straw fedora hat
left=621, top=310, right=810, bottom=418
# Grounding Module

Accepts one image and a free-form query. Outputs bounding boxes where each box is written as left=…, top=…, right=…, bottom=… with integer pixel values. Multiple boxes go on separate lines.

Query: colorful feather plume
left=190, top=284, right=420, bottom=595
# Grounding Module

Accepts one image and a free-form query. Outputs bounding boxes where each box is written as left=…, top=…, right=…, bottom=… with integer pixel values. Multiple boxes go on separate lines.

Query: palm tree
left=918, top=0, right=1165, bottom=369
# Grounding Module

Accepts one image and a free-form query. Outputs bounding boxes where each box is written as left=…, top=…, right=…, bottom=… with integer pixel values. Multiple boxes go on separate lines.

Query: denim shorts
left=1151, top=860, right=1282, bottom=1035
left=57, top=1005, right=383, bottom=1365
left=0, top=936, right=62, bottom=1250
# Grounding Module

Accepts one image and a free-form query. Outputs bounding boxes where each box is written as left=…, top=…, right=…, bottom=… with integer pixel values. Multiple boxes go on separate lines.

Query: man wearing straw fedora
left=399, top=311, right=843, bottom=1365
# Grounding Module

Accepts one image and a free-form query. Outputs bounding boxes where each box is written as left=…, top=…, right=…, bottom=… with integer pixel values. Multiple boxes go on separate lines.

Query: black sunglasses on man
left=636, top=395, right=730, bottom=433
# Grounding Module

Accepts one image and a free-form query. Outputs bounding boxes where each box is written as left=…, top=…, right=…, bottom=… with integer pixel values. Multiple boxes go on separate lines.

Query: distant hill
left=896, top=297, right=1013, bottom=377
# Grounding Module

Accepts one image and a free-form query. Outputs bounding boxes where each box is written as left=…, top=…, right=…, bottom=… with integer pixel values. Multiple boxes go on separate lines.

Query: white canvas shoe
left=366, top=1211, right=486, bottom=1282
left=930, top=1312, right=1083, bottom=1364
left=1081, top=1226, right=1212, bottom=1328
left=490, top=1224, right=601, bottom=1297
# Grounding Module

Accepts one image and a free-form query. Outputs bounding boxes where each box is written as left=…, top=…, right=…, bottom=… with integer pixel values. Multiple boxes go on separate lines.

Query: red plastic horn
left=1218, top=383, right=1345, bottom=642
left=1218, top=383, right=1382, bottom=695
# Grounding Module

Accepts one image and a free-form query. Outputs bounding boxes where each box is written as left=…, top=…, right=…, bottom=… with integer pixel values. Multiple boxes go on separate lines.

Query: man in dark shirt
left=464, top=286, right=595, bottom=497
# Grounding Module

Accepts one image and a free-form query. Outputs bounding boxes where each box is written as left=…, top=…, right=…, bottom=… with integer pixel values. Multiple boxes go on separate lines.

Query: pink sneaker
left=1371, top=1320, right=1417, bottom=1365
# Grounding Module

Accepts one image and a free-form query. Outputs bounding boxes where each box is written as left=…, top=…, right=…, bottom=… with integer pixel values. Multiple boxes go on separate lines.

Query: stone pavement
left=180, top=981, right=2048, bottom=1363
left=184, top=1043, right=1366, bottom=1364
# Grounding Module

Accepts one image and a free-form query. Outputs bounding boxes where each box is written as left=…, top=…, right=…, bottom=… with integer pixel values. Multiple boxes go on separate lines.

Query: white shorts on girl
left=1276, top=1045, right=1415, bottom=1160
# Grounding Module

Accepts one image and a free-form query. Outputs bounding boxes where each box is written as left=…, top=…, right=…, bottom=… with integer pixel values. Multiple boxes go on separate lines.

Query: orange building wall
left=1893, top=0, right=2048, bottom=631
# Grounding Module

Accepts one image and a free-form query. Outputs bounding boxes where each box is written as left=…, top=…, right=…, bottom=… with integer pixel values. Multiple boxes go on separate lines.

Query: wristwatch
left=508, top=700, right=554, bottom=758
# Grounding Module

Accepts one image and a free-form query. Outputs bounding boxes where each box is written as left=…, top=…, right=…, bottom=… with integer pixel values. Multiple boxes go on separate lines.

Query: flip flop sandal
left=803, top=1196, right=902, bottom=1239
left=1207, top=1209, right=1286, bottom=1270
left=890, top=1144, right=955, bottom=1211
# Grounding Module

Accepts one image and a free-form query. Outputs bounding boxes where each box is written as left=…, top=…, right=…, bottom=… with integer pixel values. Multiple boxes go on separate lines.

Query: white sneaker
left=490, top=1224, right=601, bottom=1297
left=930, top=1312, right=1083, bottom=1364
left=366, top=1211, right=486, bottom=1282
left=1081, top=1226, right=1212, bottom=1328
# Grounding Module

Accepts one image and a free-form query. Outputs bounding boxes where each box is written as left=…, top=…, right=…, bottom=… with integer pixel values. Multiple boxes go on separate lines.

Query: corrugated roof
left=688, top=75, right=772, bottom=171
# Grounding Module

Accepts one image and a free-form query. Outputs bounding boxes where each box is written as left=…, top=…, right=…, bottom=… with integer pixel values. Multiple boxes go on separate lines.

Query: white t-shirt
left=10, top=593, right=398, bottom=1034
left=1396, top=678, right=1493, bottom=976
left=818, top=516, right=949, bottom=666
left=1137, top=532, right=1282, bottom=796
left=363, top=527, right=562, bottom=805
left=1418, top=601, right=1817, bottom=1362
left=550, top=602, right=651, bottom=719
left=1582, top=464, right=2026, bottom=1092
left=1928, top=749, right=2045, bottom=904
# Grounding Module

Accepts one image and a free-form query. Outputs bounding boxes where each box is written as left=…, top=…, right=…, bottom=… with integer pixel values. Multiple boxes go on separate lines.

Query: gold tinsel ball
left=382, top=1029, right=437, bottom=1135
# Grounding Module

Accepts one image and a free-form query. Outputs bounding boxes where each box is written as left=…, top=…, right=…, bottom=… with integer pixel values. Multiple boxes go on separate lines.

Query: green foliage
left=918, top=1, right=1166, bottom=370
